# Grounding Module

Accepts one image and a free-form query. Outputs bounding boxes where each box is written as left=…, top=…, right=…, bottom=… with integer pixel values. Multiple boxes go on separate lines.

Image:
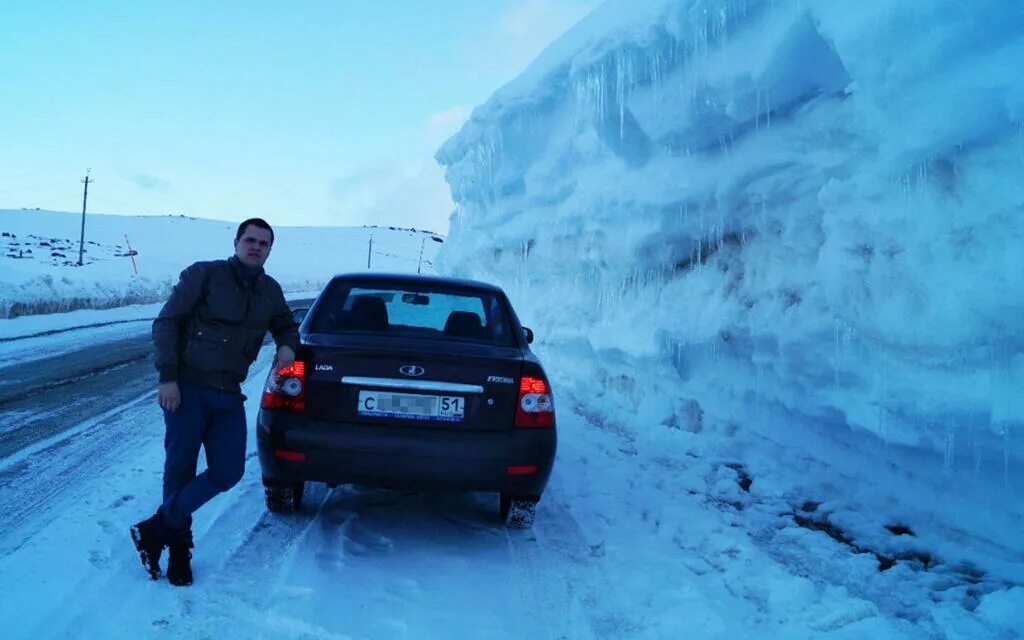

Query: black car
left=257, top=272, right=557, bottom=527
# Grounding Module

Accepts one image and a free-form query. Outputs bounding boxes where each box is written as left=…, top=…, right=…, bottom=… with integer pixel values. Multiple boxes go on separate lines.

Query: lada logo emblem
left=399, top=365, right=425, bottom=377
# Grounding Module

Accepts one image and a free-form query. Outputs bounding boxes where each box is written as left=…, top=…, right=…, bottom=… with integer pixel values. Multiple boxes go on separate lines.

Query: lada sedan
left=257, top=273, right=556, bottom=527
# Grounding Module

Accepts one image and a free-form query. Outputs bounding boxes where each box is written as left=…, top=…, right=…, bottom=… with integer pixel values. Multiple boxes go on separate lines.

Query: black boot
left=166, top=532, right=194, bottom=587
left=129, top=513, right=165, bottom=580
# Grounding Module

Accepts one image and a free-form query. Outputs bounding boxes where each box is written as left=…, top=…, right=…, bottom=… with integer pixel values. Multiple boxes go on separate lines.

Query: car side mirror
left=292, top=307, right=309, bottom=324
left=522, top=327, right=534, bottom=344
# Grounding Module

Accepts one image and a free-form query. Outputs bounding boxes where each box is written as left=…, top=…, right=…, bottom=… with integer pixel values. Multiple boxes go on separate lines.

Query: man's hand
left=273, top=345, right=296, bottom=371
left=158, top=381, right=181, bottom=412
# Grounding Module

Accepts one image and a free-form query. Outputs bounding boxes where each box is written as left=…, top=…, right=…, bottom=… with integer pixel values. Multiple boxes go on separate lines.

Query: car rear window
left=309, top=280, right=518, bottom=347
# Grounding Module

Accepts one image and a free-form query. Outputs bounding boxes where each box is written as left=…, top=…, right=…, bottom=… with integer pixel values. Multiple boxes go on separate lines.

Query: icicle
left=616, top=51, right=627, bottom=140
left=574, top=69, right=608, bottom=128
left=649, top=51, right=662, bottom=94
left=989, top=335, right=1016, bottom=489
left=1017, top=120, right=1024, bottom=165
left=716, top=5, right=729, bottom=44
left=832, top=318, right=855, bottom=389
left=970, top=413, right=982, bottom=478
left=876, top=404, right=887, bottom=444
left=754, top=362, right=763, bottom=419
left=1003, top=424, right=1010, bottom=490
left=943, top=420, right=955, bottom=476
left=755, top=88, right=760, bottom=131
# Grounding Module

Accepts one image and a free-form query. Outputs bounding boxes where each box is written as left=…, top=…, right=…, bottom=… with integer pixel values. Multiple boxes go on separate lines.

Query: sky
left=0, top=0, right=600, bottom=234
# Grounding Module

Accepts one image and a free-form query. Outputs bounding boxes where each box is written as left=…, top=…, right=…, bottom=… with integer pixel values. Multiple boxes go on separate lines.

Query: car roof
left=328, top=272, right=506, bottom=294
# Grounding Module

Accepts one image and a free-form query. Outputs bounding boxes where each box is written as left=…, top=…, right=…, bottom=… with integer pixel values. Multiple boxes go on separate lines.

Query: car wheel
left=500, top=494, right=537, bottom=528
left=265, top=482, right=304, bottom=513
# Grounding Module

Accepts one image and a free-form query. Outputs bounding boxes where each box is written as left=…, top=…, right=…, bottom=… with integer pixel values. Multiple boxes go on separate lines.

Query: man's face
left=234, top=225, right=273, bottom=268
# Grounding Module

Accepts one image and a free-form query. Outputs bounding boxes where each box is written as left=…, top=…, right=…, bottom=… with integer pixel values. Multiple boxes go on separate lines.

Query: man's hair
left=235, top=218, right=274, bottom=245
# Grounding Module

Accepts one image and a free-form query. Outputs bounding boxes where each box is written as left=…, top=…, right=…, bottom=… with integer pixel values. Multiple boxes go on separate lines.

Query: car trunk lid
left=302, top=338, right=523, bottom=432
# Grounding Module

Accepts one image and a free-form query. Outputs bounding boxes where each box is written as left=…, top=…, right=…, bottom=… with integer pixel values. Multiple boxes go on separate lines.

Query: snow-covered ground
left=434, top=0, right=1024, bottom=636
left=0, top=221, right=1019, bottom=638
left=1, top=0, right=1023, bottom=638
left=0, top=209, right=443, bottom=319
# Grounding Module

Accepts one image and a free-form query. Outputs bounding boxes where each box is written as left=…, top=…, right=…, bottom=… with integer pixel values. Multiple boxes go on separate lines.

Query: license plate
left=357, top=390, right=465, bottom=422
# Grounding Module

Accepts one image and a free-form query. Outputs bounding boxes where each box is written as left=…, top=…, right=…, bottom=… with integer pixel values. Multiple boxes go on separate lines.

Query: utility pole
left=417, top=236, right=426, bottom=274
left=367, top=233, right=373, bottom=269
left=78, top=169, right=93, bottom=266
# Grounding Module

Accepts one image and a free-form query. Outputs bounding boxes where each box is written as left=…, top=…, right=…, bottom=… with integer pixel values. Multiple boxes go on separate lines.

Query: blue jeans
left=159, top=381, right=247, bottom=537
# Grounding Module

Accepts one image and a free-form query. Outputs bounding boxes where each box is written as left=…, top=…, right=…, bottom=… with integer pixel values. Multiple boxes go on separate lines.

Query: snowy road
left=0, top=298, right=315, bottom=461
left=0, top=323, right=602, bottom=640
left=0, top=324, right=153, bottom=460
left=0, top=319, right=1021, bottom=639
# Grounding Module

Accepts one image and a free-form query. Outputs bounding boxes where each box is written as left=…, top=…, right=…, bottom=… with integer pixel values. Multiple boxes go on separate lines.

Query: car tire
left=265, top=482, right=304, bottom=513
left=500, top=494, right=537, bottom=528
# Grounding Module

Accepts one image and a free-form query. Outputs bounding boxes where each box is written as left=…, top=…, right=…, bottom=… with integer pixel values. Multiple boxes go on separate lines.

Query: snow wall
left=436, top=0, right=1024, bottom=480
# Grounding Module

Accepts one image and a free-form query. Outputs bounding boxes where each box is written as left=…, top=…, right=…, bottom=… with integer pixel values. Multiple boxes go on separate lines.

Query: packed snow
left=1, top=0, right=1022, bottom=638
left=436, top=0, right=1024, bottom=636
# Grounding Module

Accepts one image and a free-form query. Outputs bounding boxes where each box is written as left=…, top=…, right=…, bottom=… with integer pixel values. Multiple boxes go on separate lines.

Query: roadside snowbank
left=0, top=209, right=443, bottom=318
left=437, top=0, right=1024, bottom=635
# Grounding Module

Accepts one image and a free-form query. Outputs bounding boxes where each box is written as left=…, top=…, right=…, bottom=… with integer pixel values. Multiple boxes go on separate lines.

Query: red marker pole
left=124, top=234, right=138, bottom=275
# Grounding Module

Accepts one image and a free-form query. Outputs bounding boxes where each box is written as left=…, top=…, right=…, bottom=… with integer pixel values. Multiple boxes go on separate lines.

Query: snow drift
left=436, top=4, right=1024, bottom=628
left=437, top=0, right=1024, bottom=476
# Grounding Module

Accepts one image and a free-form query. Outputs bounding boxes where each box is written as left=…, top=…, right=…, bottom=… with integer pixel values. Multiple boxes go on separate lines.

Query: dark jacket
left=153, top=256, right=299, bottom=392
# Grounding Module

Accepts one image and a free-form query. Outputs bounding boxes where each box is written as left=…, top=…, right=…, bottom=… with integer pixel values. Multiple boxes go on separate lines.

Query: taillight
left=506, top=465, right=538, bottom=475
left=261, top=360, right=306, bottom=414
left=515, top=374, right=555, bottom=428
left=274, top=449, right=306, bottom=462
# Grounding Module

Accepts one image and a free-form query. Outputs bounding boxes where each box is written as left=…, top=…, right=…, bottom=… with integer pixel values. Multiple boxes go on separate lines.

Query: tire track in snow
left=0, top=391, right=158, bottom=558
left=504, top=488, right=601, bottom=639
left=25, top=455, right=337, bottom=639
left=0, top=405, right=172, bottom=639
left=125, top=484, right=350, bottom=639
left=0, top=349, right=281, bottom=639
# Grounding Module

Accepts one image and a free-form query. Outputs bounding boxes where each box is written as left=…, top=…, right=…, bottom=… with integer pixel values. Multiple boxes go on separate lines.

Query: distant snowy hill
left=0, top=209, right=443, bottom=318
left=436, top=0, right=1023, bottom=634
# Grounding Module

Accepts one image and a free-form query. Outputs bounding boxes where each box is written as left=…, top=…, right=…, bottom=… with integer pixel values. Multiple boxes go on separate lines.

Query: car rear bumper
left=256, top=410, right=556, bottom=497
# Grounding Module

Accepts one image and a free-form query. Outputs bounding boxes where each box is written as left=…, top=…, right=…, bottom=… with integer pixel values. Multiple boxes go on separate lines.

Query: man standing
left=131, top=218, right=298, bottom=586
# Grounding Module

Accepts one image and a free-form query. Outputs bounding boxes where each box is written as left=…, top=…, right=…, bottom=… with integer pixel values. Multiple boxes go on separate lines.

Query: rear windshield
left=309, top=280, right=518, bottom=347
